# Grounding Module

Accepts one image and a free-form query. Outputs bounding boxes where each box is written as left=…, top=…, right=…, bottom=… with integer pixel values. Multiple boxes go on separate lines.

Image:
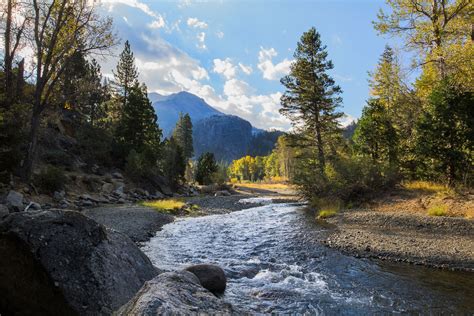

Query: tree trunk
left=16, top=59, right=25, bottom=102
left=4, top=0, right=13, bottom=107
left=22, top=103, right=43, bottom=180
left=314, top=116, right=325, bottom=175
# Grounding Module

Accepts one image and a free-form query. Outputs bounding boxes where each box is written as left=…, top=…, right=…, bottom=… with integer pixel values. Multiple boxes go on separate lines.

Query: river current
left=142, top=199, right=474, bottom=314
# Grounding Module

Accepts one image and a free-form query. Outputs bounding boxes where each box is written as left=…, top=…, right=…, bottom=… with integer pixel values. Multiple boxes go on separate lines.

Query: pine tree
left=162, top=137, right=186, bottom=187
left=369, top=45, right=404, bottom=115
left=353, top=99, right=398, bottom=166
left=115, top=83, right=162, bottom=160
left=195, top=152, right=218, bottom=185
left=172, top=112, right=194, bottom=159
left=416, top=80, right=473, bottom=186
left=113, top=40, right=138, bottom=110
left=280, top=27, right=343, bottom=174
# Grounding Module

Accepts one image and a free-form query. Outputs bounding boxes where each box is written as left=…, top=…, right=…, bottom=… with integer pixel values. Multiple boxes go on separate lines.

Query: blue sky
left=99, top=0, right=393, bottom=130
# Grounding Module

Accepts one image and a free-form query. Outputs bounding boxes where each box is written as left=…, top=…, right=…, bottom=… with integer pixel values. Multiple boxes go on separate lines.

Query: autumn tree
left=22, top=0, right=116, bottom=179
left=374, top=0, right=472, bottom=78
left=280, top=27, right=343, bottom=175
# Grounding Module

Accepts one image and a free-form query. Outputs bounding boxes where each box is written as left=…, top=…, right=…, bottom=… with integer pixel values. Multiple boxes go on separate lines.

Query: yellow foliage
left=141, top=199, right=185, bottom=212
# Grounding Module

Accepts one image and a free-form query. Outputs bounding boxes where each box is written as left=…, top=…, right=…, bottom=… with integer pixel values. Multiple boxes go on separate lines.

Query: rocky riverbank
left=322, top=209, right=474, bottom=271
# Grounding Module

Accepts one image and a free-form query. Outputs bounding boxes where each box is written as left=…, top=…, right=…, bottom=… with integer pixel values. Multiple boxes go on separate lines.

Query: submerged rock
left=117, top=271, right=234, bottom=315
left=185, top=264, right=227, bottom=294
left=0, top=209, right=157, bottom=315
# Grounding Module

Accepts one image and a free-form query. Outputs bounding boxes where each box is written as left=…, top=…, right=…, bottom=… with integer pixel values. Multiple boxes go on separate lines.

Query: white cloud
left=339, top=114, right=357, bottom=127
left=216, top=31, right=224, bottom=39
left=122, top=16, right=131, bottom=26
left=196, top=32, right=206, bottom=49
left=212, top=58, right=237, bottom=79
left=257, top=47, right=292, bottom=80
left=187, top=17, right=208, bottom=29
left=333, top=74, right=353, bottom=82
left=102, top=0, right=165, bottom=24
left=223, top=79, right=251, bottom=97
left=238, top=63, right=253, bottom=75
left=332, top=34, right=343, bottom=46
left=148, top=17, right=165, bottom=29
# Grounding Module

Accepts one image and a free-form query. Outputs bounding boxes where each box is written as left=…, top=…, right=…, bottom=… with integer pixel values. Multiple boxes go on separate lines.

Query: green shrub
left=34, top=166, right=67, bottom=193
left=76, top=125, right=113, bottom=166
left=296, top=155, right=398, bottom=203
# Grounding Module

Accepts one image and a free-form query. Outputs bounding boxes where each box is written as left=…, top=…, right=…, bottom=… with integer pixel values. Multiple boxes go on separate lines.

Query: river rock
left=116, top=271, right=234, bottom=315
left=101, top=182, right=114, bottom=195
left=112, top=172, right=124, bottom=179
left=185, top=264, right=227, bottom=294
left=214, top=190, right=231, bottom=197
left=0, top=204, right=9, bottom=218
left=0, top=209, right=157, bottom=315
left=5, top=190, right=24, bottom=211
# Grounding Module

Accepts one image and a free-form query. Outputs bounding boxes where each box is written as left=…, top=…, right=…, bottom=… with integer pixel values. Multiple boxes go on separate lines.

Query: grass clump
left=427, top=204, right=448, bottom=216
left=141, top=199, right=186, bottom=212
left=318, top=209, right=338, bottom=219
left=313, top=197, right=341, bottom=219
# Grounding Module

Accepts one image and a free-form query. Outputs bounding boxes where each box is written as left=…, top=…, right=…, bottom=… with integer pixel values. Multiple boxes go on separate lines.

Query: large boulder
left=5, top=190, right=24, bottom=211
left=117, top=271, right=234, bottom=315
left=0, top=209, right=157, bottom=315
left=185, top=264, right=227, bottom=294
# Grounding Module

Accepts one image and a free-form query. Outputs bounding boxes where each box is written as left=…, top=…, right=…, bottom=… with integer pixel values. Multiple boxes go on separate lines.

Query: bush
left=296, top=155, right=399, bottom=203
left=34, top=166, right=67, bottom=193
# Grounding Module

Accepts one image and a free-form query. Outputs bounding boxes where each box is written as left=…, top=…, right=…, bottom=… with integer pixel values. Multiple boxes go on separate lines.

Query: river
left=142, top=198, right=474, bottom=314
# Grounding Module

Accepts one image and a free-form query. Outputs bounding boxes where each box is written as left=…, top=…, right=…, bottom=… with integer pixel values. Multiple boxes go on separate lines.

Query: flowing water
left=142, top=199, right=474, bottom=314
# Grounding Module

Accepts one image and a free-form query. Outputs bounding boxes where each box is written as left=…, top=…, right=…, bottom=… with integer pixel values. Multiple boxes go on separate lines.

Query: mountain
left=151, top=91, right=222, bottom=136
left=150, top=91, right=284, bottom=162
left=193, top=115, right=253, bottom=162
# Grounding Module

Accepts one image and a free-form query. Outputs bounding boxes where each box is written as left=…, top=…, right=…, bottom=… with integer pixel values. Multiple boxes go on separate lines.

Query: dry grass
left=317, top=209, right=338, bottom=219
left=403, top=181, right=452, bottom=195
left=141, top=199, right=186, bottom=212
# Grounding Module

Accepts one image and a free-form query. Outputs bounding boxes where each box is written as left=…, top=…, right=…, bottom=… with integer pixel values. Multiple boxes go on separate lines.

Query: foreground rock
left=185, top=264, right=227, bottom=294
left=83, top=205, right=174, bottom=243
left=117, top=271, right=234, bottom=315
left=0, top=209, right=157, bottom=315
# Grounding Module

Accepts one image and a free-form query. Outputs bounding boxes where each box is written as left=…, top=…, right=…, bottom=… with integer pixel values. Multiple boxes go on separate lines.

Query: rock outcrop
left=185, top=264, right=227, bottom=294
left=193, top=114, right=253, bottom=162
left=117, top=271, right=234, bottom=315
left=0, top=209, right=157, bottom=315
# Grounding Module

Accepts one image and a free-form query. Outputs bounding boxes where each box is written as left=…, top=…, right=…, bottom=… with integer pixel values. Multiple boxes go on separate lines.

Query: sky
left=98, top=0, right=394, bottom=131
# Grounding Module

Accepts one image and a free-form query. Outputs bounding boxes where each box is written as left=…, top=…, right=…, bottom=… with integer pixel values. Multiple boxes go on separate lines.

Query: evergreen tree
left=162, top=137, right=186, bottom=187
left=280, top=27, right=343, bottom=174
left=115, top=83, right=162, bottom=160
left=353, top=99, right=398, bottom=166
left=416, top=80, right=473, bottom=186
left=195, top=152, right=218, bottom=185
left=113, top=40, right=138, bottom=110
left=369, top=45, right=403, bottom=115
left=172, top=112, right=194, bottom=159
